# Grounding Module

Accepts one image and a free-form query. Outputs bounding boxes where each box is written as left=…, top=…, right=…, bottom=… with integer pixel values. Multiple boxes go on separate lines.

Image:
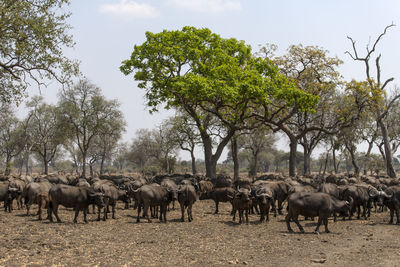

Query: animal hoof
left=325, top=230, right=330, bottom=233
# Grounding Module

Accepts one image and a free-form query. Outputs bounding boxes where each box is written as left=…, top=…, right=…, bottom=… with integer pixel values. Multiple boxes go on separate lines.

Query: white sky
left=24, top=0, right=400, bottom=161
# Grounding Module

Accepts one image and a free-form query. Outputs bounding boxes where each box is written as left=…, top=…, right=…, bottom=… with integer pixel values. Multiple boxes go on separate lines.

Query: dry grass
left=0, top=200, right=399, bottom=266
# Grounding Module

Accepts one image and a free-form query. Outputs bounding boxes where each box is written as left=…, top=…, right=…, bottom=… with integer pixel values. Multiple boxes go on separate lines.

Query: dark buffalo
left=254, top=184, right=275, bottom=222
left=161, top=178, right=179, bottom=210
left=178, top=184, right=197, bottom=222
left=97, top=183, right=129, bottom=221
left=48, top=184, right=105, bottom=223
left=199, top=187, right=235, bottom=214
left=35, top=192, right=50, bottom=220
left=286, top=192, right=351, bottom=233
left=0, top=182, right=17, bottom=212
left=134, top=184, right=177, bottom=223
left=372, top=186, right=400, bottom=224
left=341, top=185, right=376, bottom=220
left=231, top=188, right=252, bottom=224
left=24, top=180, right=53, bottom=216
left=8, top=178, right=26, bottom=209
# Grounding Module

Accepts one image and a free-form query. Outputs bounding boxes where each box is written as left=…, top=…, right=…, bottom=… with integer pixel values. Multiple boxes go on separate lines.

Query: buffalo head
left=88, top=191, right=105, bottom=208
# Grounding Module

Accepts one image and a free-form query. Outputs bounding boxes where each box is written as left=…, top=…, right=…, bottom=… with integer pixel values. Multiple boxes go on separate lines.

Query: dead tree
left=346, top=23, right=400, bottom=178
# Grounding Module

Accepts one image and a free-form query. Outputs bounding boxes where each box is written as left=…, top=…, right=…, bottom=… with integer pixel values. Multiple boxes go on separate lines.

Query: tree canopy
left=121, top=26, right=317, bottom=178
left=0, top=0, right=79, bottom=103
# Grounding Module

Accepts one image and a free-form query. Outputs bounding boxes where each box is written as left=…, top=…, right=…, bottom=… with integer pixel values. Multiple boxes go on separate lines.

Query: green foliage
left=0, top=0, right=79, bottom=103
left=121, top=26, right=317, bottom=118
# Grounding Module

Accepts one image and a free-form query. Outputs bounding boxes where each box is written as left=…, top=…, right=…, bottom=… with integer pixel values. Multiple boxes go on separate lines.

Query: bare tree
left=346, top=23, right=399, bottom=178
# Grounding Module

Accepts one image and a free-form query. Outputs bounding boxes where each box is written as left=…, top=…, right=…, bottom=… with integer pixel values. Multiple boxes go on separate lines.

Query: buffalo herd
left=0, top=172, right=399, bottom=234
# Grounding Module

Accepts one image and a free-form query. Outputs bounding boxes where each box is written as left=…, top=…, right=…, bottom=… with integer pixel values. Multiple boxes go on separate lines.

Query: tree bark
left=5, top=156, right=11, bottom=175
left=82, top=151, right=87, bottom=178
left=89, top=164, right=93, bottom=178
left=201, top=129, right=234, bottom=179
left=289, top=138, right=297, bottom=177
left=190, top=151, right=197, bottom=175
left=301, top=143, right=312, bottom=176
left=378, top=119, right=396, bottom=178
left=100, top=156, right=105, bottom=175
left=231, top=137, right=239, bottom=181
left=332, top=147, right=337, bottom=174
left=249, top=151, right=259, bottom=179
left=323, top=152, right=329, bottom=175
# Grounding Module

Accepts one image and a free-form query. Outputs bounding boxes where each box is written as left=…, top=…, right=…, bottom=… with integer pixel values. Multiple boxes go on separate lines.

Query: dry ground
left=0, top=200, right=399, bottom=267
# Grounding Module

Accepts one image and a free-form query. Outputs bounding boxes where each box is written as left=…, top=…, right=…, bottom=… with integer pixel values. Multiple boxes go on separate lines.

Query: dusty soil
left=0, top=200, right=399, bottom=267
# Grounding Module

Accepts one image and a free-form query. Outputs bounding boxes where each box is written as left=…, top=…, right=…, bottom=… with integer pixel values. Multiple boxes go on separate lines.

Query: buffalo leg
left=396, top=209, right=400, bottom=224
left=232, top=208, right=236, bottom=221
left=324, top=218, right=330, bottom=233
left=271, top=200, right=277, bottom=217
left=53, top=205, right=62, bottom=223
left=180, top=203, right=185, bottom=222
left=136, top=204, right=142, bottom=223
left=277, top=199, right=284, bottom=215
left=245, top=209, right=249, bottom=224
left=83, top=208, right=88, bottom=223
left=188, top=204, right=193, bottom=222
left=286, top=214, right=293, bottom=233
left=292, top=215, right=304, bottom=233
left=144, top=204, right=151, bottom=223
left=73, top=208, right=80, bottom=223
left=38, top=202, right=42, bottom=220
left=112, top=203, right=116, bottom=219
left=48, top=207, right=53, bottom=222
left=389, top=209, right=394, bottom=224
left=314, top=217, right=323, bottom=233
left=97, top=206, right=101, bottom=221
left=214, top=201, right=219, bottom=214
left=266, top=202, right=271, bottom=222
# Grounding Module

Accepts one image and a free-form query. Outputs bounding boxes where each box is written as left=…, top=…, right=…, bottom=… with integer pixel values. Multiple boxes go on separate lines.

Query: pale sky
left=25, top=0, right=400, bottom=160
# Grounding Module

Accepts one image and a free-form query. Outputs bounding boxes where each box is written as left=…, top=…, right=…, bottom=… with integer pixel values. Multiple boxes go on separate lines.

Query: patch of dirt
left=0, top=201, right=399, bottom=266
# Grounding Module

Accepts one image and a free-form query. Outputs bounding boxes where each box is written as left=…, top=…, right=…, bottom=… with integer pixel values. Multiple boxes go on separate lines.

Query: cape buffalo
left=199, top=187, right=235, bottom=214
left=178, top=184, right=197, bottom=222
left=48, top=184, right=105, bottom=223
left=231, top=188, right=252, bottom=224
left=134, top=184, right=177, bottom=223
left=286, top=192, right=351, bottom=234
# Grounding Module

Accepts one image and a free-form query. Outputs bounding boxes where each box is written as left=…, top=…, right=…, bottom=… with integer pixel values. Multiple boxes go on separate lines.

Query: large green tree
left=0, top=0, right=79, bottom=103
left=121, top=27, right=316, bottom=178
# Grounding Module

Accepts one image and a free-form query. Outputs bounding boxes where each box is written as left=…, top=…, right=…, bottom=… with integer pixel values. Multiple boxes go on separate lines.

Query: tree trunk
left=250, top=151, right=259, bottom=179
left=100, top=156, right=105, bottom=175
left=5, top=156, right=11, bottom=175
left=231, top=137, right=239, bottom=181
left=82, top=151, right=87, bottom=178
left=348, top=146, right=360, bottom=177
left=190, top=151, right=197, bottom=175
left=301, top=143, right=312, bottom=176
left=201, top=130, right=234, bottom=179
left=89, top=164, right=93, bottom=178
left=43, top=150, right=49, bottom=175
left=323, top=152, right=329, bottom=175
left=44, top=161, right=49, bottom=175
left=378, top=119, right=396, bottom=178
left=331, top=138, right=338, bottom=174
left=289, top=138, right=297, bottom=177
left=25, top=151, right=30, bottom=175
